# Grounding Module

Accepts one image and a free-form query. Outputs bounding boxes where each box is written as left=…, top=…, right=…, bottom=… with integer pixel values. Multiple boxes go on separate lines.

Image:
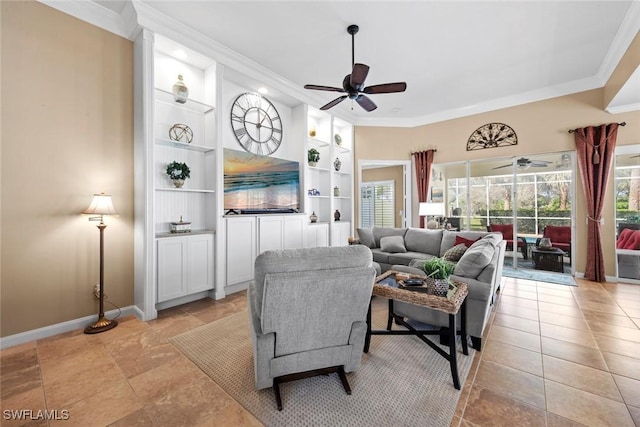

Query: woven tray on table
left=373, top=270, right=468, bottom=315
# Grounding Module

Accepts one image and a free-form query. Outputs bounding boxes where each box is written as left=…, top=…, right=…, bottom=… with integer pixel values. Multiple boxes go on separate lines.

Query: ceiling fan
left=304, top=25, right=407, bottom=112
left=493, top=157, right=554, bottom=170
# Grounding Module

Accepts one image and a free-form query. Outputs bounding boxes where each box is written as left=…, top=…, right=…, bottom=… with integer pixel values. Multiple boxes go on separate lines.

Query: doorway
left=357, top=160, right=412, bottom=228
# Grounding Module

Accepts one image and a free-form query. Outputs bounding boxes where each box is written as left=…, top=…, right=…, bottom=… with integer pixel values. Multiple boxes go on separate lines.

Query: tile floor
left=1, top=277, right=639, bottom=426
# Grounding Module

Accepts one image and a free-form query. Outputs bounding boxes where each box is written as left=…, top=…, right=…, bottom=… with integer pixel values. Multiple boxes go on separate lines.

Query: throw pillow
left=453, top=235, right=499, bottom=278
left=455, top=235, right=479, bottom=248
left=356, top=227, right=376, bottom=248
left=380, top=236, right=407, bottom=253
left=443, top=243, right=468, bottom=262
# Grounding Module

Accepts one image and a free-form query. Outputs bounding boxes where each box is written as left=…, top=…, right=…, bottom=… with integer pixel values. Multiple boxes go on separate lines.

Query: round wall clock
left=466, top=123, right=518, bottom=151
left=230, top=92, right=282, bottom=155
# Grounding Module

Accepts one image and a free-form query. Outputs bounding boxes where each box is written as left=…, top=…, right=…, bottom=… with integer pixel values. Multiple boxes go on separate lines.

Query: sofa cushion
left=443, top=243, right=468, bottom=262
left=372, top=227, right=407, bottom=248
left=356, top=227, right=376, bottom=248
left=388, top=252, right=432, bottom=266
left=440, top=230, right=495, bottom=256
left=371, top=248, right=390, bottom=265
left=380, top=236, right=407, bottom=253
left=453, top=234, right=500, bottom=278
left=404, top=228, right=443, bottom=255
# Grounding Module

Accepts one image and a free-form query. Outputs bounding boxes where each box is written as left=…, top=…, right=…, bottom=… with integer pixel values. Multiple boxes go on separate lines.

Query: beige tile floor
left=1, top=278, right=640, bottom=426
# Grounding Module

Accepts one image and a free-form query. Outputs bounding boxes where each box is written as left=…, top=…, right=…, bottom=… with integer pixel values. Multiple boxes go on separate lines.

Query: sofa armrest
left=390, top=264, right=426, bottom=277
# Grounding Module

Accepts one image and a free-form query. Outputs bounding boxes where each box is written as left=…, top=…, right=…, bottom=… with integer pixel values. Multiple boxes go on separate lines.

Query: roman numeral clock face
left=230, top=93, right=282, bottom=155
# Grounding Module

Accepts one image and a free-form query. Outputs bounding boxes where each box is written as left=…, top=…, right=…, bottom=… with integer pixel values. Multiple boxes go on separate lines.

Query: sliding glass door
left=438, top=152, right=574, bottom=275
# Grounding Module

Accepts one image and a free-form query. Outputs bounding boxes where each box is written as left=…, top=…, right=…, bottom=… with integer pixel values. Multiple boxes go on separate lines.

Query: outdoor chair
left=487, top=224, right=528, bottom=259
left=249, top=245, right=376, bottom=410
left=538, top=225, right=571, bottom=260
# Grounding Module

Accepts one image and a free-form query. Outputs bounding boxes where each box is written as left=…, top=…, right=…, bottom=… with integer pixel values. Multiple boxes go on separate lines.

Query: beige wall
left=355, top=89, right=640, bottom=278
left=1, top=2, right=134, bottom=337
left=362, top=166, right=404, bottom=227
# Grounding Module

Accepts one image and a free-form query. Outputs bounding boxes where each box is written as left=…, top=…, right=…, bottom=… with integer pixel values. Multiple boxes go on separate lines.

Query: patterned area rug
left=502, top=266, right=577, bottom=286
left=170, top=307, right=474, bottom=426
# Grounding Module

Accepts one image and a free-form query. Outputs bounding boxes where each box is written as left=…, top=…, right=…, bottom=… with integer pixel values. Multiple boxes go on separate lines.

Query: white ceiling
left=89, top=1, right=640, bottom=126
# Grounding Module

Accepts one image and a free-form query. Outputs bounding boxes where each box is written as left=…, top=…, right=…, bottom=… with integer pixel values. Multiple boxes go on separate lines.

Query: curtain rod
left=410, top=149, right=438, bottom=154
left=568, top=122, right=626, bottom=133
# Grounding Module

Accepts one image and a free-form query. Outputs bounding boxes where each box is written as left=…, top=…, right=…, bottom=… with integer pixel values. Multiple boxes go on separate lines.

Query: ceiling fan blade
left=492, top=164, right=512, bottom=170
left=304, top=84, right=345, bottom=93
left=350, top=63, right=369, bottom=88
left=530, top=162, right=550, bottom=167
left=356, top=94, right=377, bottom=112
left=319, top=95, right=348, bottom=110
left=363, top=82, right=407, bottom=94
left=631, top=154, right=640, bottom=158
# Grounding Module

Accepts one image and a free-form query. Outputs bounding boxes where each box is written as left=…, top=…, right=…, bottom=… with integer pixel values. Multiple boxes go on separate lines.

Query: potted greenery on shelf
left=422, top=258, right=455, bottom=297
left=166, top=161, right=191, bottom=188
left=308, top=148, right=320, bottom=167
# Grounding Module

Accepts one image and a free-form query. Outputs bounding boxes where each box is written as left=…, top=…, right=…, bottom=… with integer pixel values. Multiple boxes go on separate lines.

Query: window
left=360, top=180, right=395, bottom=228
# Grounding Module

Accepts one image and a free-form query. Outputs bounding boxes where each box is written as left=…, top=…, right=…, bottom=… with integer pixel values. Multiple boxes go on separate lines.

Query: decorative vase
left=425, top=277, right=449, bottom=297
left=172, top=179, right=185, bottom=188
left=334, top=157, right=342, bottom=171
left=310, top=211, right=318, bottom=223
left=539, top=237, right=552, bottom=249
left=334, top=133, right=342, bottom=146
left=334, top=186, right=340, bottom=197
left=309, top=161, right=317, bottom=167
left=172, top=75, right=189, bottom=104
left=334, top=209, right=341, bottom=221
left=309, top=128, right=316, bottom=138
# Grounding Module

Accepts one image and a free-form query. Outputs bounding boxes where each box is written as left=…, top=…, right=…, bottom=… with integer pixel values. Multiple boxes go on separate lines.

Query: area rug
left=170, top=308, right=474, bottom=427
left=502, top=266, right=577, bottom=286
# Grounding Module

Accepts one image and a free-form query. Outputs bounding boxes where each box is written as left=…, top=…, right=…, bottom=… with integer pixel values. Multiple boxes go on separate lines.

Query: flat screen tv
left=224, top=148, right=300, bottom=213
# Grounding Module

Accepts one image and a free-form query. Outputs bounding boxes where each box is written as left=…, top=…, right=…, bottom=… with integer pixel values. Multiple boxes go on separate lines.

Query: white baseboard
left=0, top=306, right=139, bottom=350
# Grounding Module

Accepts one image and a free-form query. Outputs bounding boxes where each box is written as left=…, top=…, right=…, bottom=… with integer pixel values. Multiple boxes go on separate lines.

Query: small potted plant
left=166, top=161, right=190, bottom=188
left=308, top=148, right=320, bottom=167
left=422, top=258, right=455, bottom=297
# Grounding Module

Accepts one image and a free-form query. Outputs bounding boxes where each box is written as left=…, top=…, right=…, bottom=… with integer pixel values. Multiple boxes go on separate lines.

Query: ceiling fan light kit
left=304, top=24, right=407, bottom=112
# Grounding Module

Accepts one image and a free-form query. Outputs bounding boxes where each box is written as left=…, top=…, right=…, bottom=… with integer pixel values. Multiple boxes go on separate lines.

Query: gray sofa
left=355, top=227, right=506, bottom=350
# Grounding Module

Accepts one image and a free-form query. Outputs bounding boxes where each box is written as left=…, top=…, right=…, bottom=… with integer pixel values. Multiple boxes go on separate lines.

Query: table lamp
left=419, top=202, right=444, bottom=229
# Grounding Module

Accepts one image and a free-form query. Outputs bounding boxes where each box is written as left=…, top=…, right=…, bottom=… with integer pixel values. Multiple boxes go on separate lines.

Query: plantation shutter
left=360, top=181, right=394, bottom=228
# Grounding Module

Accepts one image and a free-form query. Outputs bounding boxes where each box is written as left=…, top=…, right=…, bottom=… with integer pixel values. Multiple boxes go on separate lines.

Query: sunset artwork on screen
left=223, top=148, right=300, bottom=212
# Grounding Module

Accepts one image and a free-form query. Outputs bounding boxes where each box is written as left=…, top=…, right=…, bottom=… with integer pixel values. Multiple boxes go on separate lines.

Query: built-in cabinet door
left=226, top=217, right=257, bottom=286
left=284, top=215, right=306, bottom=249
left=308, top=223, right=329, bottom=248
left=331, top=221, right=351, bottom=247
left=258, top=216, right=284, bottom=254
left=157, top=238, right=187, bottom=302
left=187, top=234, right=214, bottom=293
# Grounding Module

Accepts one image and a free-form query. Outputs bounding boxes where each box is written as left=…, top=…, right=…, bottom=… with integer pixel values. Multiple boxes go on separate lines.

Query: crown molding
left=38, top=0, right=138, bottom=39
left=354, top=76, right=603, bottom=128
left=606, top=102, right=640, bottom=114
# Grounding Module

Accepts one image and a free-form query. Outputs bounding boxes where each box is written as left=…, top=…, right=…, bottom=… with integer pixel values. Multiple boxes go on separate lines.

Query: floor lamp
left=83, top=193, right=118, bottom=334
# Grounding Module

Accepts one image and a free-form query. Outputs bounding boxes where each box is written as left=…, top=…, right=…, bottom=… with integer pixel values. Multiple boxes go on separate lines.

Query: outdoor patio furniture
left=538, top=225, right=571, bottom=260
left=487, top=224, right=528, bottom=260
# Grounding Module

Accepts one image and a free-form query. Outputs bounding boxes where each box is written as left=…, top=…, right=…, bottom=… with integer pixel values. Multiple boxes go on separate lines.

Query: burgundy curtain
left=574, top=123, right=619, bottom=282
left=413, top=150, right=435, bottom=228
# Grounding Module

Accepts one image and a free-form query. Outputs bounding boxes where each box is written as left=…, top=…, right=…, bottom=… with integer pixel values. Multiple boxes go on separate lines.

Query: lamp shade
left=418, top=202, right=444, bottom=216
left=83, top=193, right=118, bottom=216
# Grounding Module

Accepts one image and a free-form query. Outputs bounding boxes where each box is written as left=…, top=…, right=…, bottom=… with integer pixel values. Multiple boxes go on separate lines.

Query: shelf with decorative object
left=154, top=87, right=214, bottom=114
left=155, top=138, right=215, bottom=153
left=155, top=187, right=215, bottom=193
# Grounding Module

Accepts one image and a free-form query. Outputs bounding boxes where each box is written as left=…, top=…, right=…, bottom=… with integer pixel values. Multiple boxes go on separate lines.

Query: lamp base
left=84, top=316, right=118, bottom=334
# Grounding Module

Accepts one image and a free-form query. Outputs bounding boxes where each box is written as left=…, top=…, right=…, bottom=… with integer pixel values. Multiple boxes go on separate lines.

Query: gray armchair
left=249, top=245, right=376, bottom=410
